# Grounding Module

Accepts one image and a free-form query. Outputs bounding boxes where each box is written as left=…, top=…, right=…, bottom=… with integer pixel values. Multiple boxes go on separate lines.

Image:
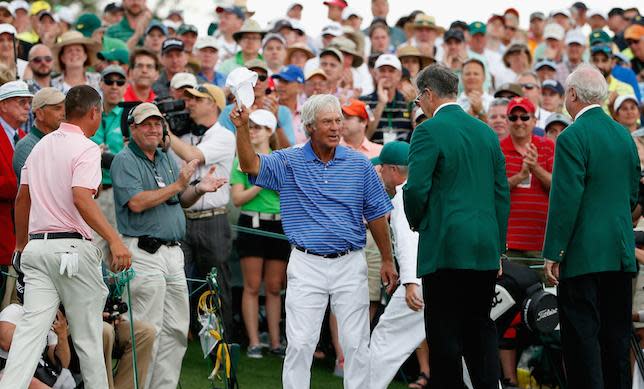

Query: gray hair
left=415, top=64, right=458, bottom=99
left=301, top=94, right=342, bottom=131
left=489, top=97, right=510, bottom=110
left=566, top=63, right=608, bottom=105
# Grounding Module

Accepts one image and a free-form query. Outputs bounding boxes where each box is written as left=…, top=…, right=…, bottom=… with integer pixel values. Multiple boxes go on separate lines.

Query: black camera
left=104, top=297, right=128, bottom=323
left=154, top=96, right=205, bottom=137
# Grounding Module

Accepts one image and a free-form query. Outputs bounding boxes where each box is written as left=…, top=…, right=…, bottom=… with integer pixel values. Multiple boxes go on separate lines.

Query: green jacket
left=403, top=104, right=510, bottom=276
left=542, top=106, right=640, bottom=278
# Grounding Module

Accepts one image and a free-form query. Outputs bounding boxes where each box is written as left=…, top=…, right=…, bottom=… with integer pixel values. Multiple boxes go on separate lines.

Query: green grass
left=179, top=340, right=410, bottom=389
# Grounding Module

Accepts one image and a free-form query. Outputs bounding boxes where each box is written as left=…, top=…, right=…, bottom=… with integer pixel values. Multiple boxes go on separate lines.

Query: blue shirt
left=219, top=103, right=296, bottom=145
left=613, top=65, right=642, bottom=102
left=250, top=142, right=392, bottom=254
left=198, top=71, right=226, bottom=88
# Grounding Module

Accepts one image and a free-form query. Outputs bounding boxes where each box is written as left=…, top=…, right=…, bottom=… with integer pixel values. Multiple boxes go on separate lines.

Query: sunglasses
left=103, top=78, right=126, bottom=86
left=508, top=114, right=531, bottom=122
left=31, top=56, right=52, bottom=63
left=521, top=83, right=538, bottom=90
left=257, top=74, right=268, bottom=82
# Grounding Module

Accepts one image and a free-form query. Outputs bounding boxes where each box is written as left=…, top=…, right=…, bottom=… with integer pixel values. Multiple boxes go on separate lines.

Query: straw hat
left=396, top=45, right=434, bottom=68
left=286, top=42, right=314, bottom=62
left=232, top=19, right=266, bottom=43
left=52, top=30, right=100, bottom=72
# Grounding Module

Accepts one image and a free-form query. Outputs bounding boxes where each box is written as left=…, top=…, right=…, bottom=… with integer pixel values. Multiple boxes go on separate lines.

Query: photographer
left=110, top=102, right=227, bottom=389
left=166, top=83, right=235, bottom=337
left=101, top=293, right=155, bottom=389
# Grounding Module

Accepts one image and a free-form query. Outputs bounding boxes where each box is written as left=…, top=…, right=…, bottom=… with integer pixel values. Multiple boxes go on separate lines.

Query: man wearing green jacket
left=404, top=64, right=510, bottom=389
left=543, top=64, right=640, bottom=389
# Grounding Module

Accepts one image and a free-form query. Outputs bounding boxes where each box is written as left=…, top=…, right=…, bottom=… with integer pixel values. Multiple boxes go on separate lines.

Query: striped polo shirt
left=360, top=90, right=413, bottom=144
left=501, top=135, right=555, bottom=251
left=251, top=141, right=393, bottom=255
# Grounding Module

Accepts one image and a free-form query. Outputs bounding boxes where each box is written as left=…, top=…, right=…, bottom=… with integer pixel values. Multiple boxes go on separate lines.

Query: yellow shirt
left=603, top=76, right=636, bottom=114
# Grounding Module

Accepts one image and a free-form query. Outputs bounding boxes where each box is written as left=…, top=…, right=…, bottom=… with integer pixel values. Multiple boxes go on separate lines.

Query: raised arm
left=230, top=105, right=260, bottom=175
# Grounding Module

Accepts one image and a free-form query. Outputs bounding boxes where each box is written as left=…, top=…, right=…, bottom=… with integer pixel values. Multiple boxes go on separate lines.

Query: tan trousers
left=123, top=237, right=189, bottom=389
left=0, top=238, right=109, bottom=389
left=103, top=320, right=156, bottom=389
left=93, top=187, right=116, bottom=264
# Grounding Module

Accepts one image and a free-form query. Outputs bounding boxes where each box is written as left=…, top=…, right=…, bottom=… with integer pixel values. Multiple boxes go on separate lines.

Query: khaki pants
left=103, top=320, right=156, bottom=389
left=123, top=237, right=189, bottom=389
left=0, top=238, right=109, bottom=389
left=93, top=187, right=116, bottom=264
left=365, top=230, right=382, bottom=302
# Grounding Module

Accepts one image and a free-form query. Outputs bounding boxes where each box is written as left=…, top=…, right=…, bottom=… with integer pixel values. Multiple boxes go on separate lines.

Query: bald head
left=28, top=44, right=52, bottom=60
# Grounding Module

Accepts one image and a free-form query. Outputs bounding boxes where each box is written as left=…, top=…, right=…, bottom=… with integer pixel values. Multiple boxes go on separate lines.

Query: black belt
left=30, top=232, right=87, bottom=240
left=295, top=245, right=351, bottom=259
left=136, top=236, right=180, bottom=246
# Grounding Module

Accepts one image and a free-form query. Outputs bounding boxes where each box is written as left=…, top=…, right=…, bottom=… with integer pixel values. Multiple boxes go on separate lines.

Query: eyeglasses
left=134, top=63, right=156, bottom=70
left=30, top=56, right=52, bottom=63
left=508, top=114, right=531, bottom=122
left=103, top=78, right=126, bottom=86
left=521, top=83, right=538, bottom=90
left=414, top=89, right=427, bottom=106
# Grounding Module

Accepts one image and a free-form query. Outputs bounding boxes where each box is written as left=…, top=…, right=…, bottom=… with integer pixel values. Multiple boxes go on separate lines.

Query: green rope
left=125, top=276, right=140, bottom=389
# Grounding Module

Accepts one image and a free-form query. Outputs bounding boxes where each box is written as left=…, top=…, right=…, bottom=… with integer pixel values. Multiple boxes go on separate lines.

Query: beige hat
left=32, top=87, right=65, bottom=110
left=244, top=58, right=269, bottom=73
left=329, top=36, right=363, bottom=67
left=305, top=68, right=327, bottom=80
left=130, top=102, right=164, bottom=125
left=170, top=72, right=198, bottom=90
left=184, top=83, right=226, bottom=110
left=286, top=42, right=314, bottom=63
left=52, top=30, right=101, bottom=72
left=232, top=19, right=266, bottom=42
left=396, top=45, right=435, bottom=68
left=413, top=14, right=437, bottom=29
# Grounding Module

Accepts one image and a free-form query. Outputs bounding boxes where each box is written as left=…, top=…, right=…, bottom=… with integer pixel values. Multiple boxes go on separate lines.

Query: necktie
left=12, top=131, right=19, bottom=146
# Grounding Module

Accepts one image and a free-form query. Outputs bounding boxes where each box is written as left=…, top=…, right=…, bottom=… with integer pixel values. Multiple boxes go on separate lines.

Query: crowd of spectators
left=0, top=0, right=642, bottom=387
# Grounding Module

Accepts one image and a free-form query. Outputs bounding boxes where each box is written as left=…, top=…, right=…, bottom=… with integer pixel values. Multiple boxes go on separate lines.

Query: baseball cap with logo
left=271, top=65, right=305, bottom=84
left=371, top=141, right=410, bottom=166
left=444, top=28, right=465, bottom=42
left=341, top=99, right=369, bottom=121
left=177, top=24, right=198, bottom=36
left=469, top=21, right=486, bottom=36
left=130, top=103, right=164, bottom=124
left=161, top=38, right=184, bottom=54
left=97, top=48, right=129, bottom=65
left=31, top=87, right=64, bottom=110
left=544, top=112, right=572, bottom=130
left=589, top=29, right=611, bottom=45
left=29, top=0, right=49, bottom=16
left=413, top=14, right=437, bottom=29
left=507, top=97, right=536, bottom=114
left=321, top=22, right=344, bottom=37
left=75, top=13, right=101, bottom=37
left=534, top=58, right=557, bottom=71
left=184, top=84, right=226, bottom=110
left=541, top=79, right=564, bottom=96
left=375, top=54, right=402, bottom=71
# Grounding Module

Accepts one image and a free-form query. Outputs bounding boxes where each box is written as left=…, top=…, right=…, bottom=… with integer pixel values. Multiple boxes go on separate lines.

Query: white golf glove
left=59, top=253, right=79, bottom=278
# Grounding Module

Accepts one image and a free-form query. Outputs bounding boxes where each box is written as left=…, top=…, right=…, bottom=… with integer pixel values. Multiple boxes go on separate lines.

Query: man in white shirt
left=167, top=83, right=236, bottom=335
left=368, top=141, right=426, bottom=389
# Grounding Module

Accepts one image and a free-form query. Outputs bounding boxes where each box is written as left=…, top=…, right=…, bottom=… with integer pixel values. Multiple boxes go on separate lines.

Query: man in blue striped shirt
left=232, top=94, right=397, bottom=389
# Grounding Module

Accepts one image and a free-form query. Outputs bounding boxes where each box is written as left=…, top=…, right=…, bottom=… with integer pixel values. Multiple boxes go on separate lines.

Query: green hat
left=75, top=13, right=102, bottom=38
left=97, top=48, right=130, bottom=65
left=177, top=23, right=198, bottom=36
left=371, top=141, right=410, bottom=166
left=469, top=21, right=486, bottom=35
left=589, top=29, right=611, bottom=46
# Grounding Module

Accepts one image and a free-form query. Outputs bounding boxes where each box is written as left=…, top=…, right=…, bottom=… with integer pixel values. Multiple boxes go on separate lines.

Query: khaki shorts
left=365, top=229, right=382, bottom=302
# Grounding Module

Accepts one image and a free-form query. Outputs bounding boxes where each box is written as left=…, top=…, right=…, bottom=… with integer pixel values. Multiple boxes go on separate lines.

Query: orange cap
left=341, top=99, right=368, bottom=120
left=625, top=24, right=644, bottom=41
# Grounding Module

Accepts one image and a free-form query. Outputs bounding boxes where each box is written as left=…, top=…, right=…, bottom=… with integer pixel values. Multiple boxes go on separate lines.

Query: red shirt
left=501, top=135, right=555, bottom=251
left=123, top=84, right=156, bottom=103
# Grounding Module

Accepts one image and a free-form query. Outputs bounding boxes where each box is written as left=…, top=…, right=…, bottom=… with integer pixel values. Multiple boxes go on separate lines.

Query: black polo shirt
left=360, top=90, right=413, bottom=144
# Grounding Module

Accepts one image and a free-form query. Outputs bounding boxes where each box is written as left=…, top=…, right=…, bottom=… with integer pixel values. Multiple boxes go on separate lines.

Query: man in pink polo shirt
left=341, top=99, right=382, bottom=159
left=0, top=85, right=131, bottom=389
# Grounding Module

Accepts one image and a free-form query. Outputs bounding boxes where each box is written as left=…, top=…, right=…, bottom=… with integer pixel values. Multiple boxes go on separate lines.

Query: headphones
left=127, top=104, right=170, bottom=152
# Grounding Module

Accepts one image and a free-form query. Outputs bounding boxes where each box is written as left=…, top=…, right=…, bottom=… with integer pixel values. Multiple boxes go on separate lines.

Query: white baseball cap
left=565, top=31, right=586, bottom=46
left=9, top=0, right=28, bottom=13
left=587, top=9, right=606, bottom=19
left=0, top=80, right=33, bottom=101
left=614, top=95, right=639, bottom=113
left=321, top=22, right=343, bottom=37
left=0, top=23, right=16, bottom=36
left=0, top=2, right=13, bottom=17
left=550, top=9, right=571, bottom=18
left=374, top=54, right=402, bottom=71
left=341, top=7, right=361, bottom=20
left=170, top=72, right=198, bottom=90
left=249, top=109, right=277, bottom=132
left=226, top=67, right=259, bottom=109
left=544, top=23, right=565, bottom=41
left=195, top=36, right=219, bottom=51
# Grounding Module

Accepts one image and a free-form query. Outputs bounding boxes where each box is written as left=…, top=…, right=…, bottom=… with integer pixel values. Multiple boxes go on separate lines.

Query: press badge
left=518, top=174, right=531, bottom=189
left=155, top=175, right=167, bottom=188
